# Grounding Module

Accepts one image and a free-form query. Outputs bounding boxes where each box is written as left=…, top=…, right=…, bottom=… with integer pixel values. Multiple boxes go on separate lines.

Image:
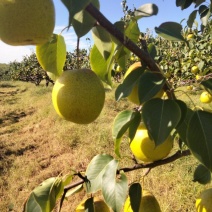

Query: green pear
left=0, top=0, right=55, bottom=46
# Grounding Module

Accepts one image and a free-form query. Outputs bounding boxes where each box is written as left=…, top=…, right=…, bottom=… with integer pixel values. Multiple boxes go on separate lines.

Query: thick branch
left=85, top=3, right=174, bottom=98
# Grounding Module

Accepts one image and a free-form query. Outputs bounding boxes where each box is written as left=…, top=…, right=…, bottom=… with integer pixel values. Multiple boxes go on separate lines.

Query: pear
left=52, top=69, right=105, bottom=124
left=0, top=0, right=55, bottom=46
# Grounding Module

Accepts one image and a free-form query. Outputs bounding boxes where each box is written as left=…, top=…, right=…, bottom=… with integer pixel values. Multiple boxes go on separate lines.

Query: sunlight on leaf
left=155, top=22, right=185, bottom=41
left=142, top=99, right=181, bottom=146
left=135, top=3, right=158, bottom=20
left=85, top=154, right=114, bottom=193
left=72, top=0, right=100, bottom=37
left=92, top=25, right=112, bottom=60
left=23, top=177, right=64, bottom=212
left=102, top=160, right=128, bottom=212
left=90, top=44, right=114, bottom=86
left=36, top=34, right=66, bottom=81
left=113, top=110, right=141, bottom=158
left=61, top=0, right=91, bottom=25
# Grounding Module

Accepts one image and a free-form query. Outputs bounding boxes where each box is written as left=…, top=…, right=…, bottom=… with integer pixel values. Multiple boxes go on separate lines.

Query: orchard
left=0, top=0, right=212, bottom=211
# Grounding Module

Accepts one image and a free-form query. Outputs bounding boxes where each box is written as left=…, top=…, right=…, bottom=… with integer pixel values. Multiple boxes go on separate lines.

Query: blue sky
left=0, top=0, right=199, bottom=63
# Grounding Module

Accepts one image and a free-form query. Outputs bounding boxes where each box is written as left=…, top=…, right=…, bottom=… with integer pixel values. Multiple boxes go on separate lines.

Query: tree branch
left=85, top=3, right=175, bottom=99
left=63, top=150, right=191, bottom=191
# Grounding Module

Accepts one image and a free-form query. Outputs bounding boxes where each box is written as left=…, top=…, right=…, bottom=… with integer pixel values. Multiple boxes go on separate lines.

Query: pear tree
left=1, top=0, right=212, bottom=211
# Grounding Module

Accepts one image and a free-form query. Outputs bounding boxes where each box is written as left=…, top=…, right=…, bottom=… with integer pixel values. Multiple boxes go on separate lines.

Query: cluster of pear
left=124, top=62, right=173, bottom=163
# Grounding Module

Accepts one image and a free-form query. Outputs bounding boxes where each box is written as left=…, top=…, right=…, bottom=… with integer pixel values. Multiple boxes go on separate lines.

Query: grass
left=0, top=80, right=212, bottom=211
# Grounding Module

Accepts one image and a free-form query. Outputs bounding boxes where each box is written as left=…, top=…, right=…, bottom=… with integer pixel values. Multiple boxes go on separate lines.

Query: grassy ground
left=0, top=80, right=211, bottom=212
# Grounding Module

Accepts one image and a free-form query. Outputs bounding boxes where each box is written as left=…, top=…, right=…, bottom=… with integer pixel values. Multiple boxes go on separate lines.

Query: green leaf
left=125, top=20, right=140, bottom=44
left=129, top=183, right=142, bottom=212
left=61, top=0, right=91, bottom=25
left=85, top=154, right=114, bottom=193
left=24, top=177, right=63, bottom=212
left=155, top=22, right=186, bottom=41
left=72, top=0, right=100, bottom=37
left=148, top=43, right=157, bottom=59
left=114, top=46, right=130, bottom=70
left=199, top=5, right=210, bottom=26
left=187, top=10, right=198, bottom=28
left=193, top=164, right=211, bottom=185
left=102, top=160, right=128, bottom=212
left=175, top=100, right=188, bottom=128
left=201, top=78, right=212, bottom=90
left=194, top=0, right=205, bottom=8
left=90, top=44, right=114, bottom=86
left=112, top=110, right=141, bottom=158
left=134, top=3, right=158, bottom=20
left=176, top=0, right=193, bottom=10
left=115, top=66, right=145, bottom=101
left=84, top=197, right=95, bottom=212
left=137, top=71, right=165, bottom=104
left=65, top=184, right=83, bottom=198
left=111, top=21, right=125, bottom=45
left=142, top=99, right=181, bottom=146
left=113, top=19, right=140, bottom=69
left=187, top=110, right=212, bottom=171
left=36, top=34, right=66, bottom=81
left=92, top=25, right=112, bottom=60
left=176, top=108, right=194, bottom=146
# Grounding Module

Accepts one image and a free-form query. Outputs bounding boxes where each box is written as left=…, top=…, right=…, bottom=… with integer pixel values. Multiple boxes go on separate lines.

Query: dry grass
left=0, top=81, right=211, bottom=212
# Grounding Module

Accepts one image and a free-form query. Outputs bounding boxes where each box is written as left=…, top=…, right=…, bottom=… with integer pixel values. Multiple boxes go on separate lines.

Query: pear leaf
left=36, top=34, right=66, bottom=81
left=90, top=44, right=114, bottom=86
left=176, top=108, right=194, bottom=147
left=61, top=0, right=91, bottom=25
left=128, top=183, right=142, bottom=212
left=84, top=197, right=95, bottom=212
left=187, top=110, right=212, bottom=171
left=193, top=164, right=211, bottom=185
left=187, top=10, right=198, bottom=28
left=23, top=177, right=64, bottom=212
left=142, top=99, right=181, bottom=146
left=137, top=71, right=165, bottom=104
left=201, top=78, right=212, bottom=90
left=65, top=184, right=83, bottom=198
left=148, top=43, right=157, bottom=59
left=115, top=66, right=145, bottom=101
left=135, top=3, right=158, bottom=20
left=72, top=0, right=100, bottom=37
left=85, top=154, right=114, bottom=193
left=155, top=22, right=186, bottom=41
left=92, top=25, right=112, bottom=60
left=112, top=110, right=141, bottom=158
left=102, top=160, right=128, bottom=212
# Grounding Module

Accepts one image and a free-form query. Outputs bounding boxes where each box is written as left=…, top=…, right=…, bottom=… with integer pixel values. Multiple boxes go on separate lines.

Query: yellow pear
left=0, top=0, right=55, bottom=45
left=130, top=123, right=173, bottom=162
left=196, top=188, right=212, bottom=212
left=76, top=197, right=110, bottom=212
left=52, top=69, right=105, bottom=124
left=124, top=189, right=161, bottom=212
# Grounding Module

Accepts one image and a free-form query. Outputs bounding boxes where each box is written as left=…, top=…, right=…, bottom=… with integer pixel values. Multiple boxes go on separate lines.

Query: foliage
left=1, top=0, right=212, bottom=211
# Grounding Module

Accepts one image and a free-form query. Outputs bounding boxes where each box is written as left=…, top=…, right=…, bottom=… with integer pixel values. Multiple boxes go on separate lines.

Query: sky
left=0, top=0, right=199, bottom=64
